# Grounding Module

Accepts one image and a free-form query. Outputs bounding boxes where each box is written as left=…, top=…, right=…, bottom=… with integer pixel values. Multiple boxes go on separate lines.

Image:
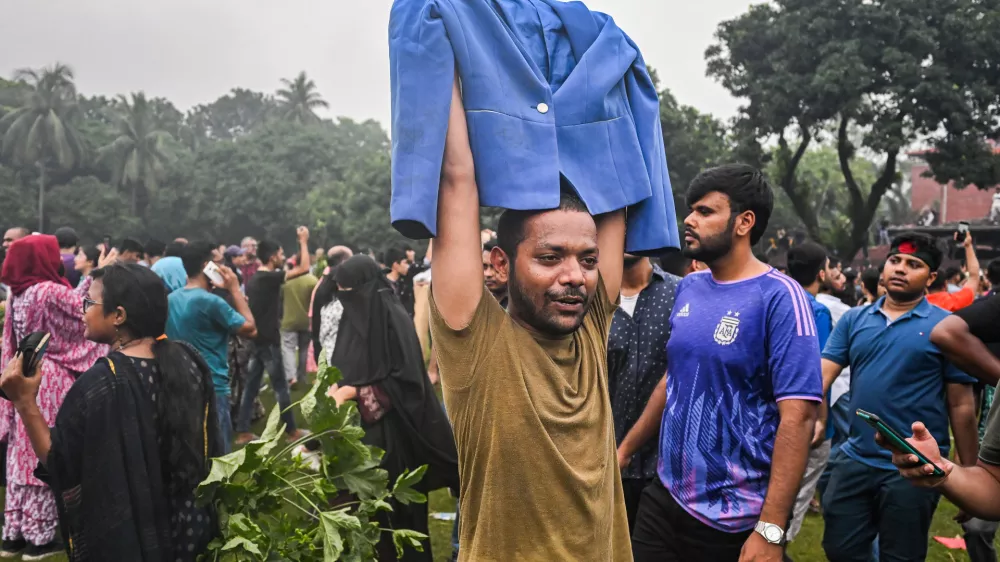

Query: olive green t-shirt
left=279, top=273, right=318, bottom=332
left=430, top=280, right=632, bottom=562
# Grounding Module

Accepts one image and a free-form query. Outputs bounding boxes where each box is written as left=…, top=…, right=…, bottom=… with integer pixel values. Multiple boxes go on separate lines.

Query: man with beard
left=817, top=257, right=850, bottom=324
left=481, top=240, right=508, bottom=308
left=818, top=233, right=978, bottom=562
left=622, top=164, right=822, bottom=561
left=429, top=80, right=631, bottom=561
left=608, top=253, right=680, bottom=530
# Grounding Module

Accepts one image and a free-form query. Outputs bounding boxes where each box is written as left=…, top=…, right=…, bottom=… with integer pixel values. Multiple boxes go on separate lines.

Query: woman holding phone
left=0, top=235, right=111, bottom=559
left=0, top=263, right=221, bottom=561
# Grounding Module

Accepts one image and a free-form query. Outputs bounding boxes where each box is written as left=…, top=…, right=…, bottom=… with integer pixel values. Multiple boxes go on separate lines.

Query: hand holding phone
left=858, top=409, right=947, bottom=478
left=0, top=332, right=50, bottom=402
left=203, top=262, right=225, bottom=287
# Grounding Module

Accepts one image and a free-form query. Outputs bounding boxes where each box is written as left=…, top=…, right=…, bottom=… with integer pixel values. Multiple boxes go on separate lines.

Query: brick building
left=910, top=151, right=997, bottom=223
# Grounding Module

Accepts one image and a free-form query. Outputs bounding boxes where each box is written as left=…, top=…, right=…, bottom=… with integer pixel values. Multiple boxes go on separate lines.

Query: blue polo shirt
left=822, top=297, right=976, bottom=470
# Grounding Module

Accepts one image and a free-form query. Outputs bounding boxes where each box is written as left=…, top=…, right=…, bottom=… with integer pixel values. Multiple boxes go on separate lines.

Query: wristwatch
left=754, top=521, right=786, bottom=546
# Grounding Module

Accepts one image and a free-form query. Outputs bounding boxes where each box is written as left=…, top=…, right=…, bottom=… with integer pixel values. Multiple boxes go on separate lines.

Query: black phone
left=0, top=332, right=51, bottom=401
left=856, top=409, right=946, bottom=478
left=954, top=221, right=970, bottom=244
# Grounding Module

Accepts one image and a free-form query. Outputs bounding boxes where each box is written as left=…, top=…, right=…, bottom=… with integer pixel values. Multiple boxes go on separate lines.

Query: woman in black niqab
left=329, top=255, right=458, bottom=561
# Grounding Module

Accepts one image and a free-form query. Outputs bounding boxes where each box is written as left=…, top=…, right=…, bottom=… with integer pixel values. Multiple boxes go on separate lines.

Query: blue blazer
left=389, top=0, right=679, bottom=254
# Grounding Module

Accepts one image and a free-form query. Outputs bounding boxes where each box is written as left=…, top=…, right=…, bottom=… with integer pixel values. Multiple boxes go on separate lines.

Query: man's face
left=682, top=192, right=738, bottom=263
left=271, top=249, right=286, bottom=269
left=883, top=254, right=933, bottom=301
left=2, top=229, right=23, bottom=250
left=504, top=209, right=599, bottom=336
left=483, top=249, right=508, bottom=295
left=823, top=259, right=846, bottom=292
left=211, top=249, right=225, bottom=266
left=406, top=249, right=416, bottom=262
left=393, top=259, right=411, bottom=277
left=120, top=250, right=141, bottom=264
left=243, top=240, right=258, bottom=259
left=233, top=255, right=248, bottom=267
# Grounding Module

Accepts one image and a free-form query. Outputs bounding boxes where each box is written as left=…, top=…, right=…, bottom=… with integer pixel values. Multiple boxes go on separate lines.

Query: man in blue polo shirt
left=819, top=232, right=979, bottom=562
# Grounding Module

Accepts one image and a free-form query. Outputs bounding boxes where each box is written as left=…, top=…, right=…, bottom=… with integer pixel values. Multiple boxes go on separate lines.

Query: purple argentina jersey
left=659, top=269, right=822, bottom=532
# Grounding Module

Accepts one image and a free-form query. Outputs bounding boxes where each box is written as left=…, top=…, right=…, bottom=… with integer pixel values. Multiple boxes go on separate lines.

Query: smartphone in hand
left=857, top=409, right=946, bottom=477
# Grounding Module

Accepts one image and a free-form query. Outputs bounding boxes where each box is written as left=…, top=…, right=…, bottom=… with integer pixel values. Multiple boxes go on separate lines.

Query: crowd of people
left=1, top=96, right=1000, bottom=562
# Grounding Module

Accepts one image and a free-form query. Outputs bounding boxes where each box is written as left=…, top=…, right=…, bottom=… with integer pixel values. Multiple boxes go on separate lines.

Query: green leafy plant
left=197, top=360, right=428, bottom=561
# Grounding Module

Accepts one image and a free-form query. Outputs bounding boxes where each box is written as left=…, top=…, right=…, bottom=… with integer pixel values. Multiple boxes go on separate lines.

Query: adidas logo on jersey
left=676, top=303, right=690, bottom=317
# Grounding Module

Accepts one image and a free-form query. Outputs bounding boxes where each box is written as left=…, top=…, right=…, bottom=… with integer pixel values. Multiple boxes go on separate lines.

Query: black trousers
left=622, top=478, right=652, bottom=533
left=632, top=480, right=753, bottom=562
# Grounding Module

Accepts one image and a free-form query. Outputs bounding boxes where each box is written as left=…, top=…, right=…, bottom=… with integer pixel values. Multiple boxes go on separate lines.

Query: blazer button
left=537, top=102, right=549, bottom=114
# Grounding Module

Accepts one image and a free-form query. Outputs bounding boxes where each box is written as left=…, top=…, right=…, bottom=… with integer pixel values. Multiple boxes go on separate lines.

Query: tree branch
left=836, top=113, right=864, bottom=218
left=777, top=124, right=821, bottom=241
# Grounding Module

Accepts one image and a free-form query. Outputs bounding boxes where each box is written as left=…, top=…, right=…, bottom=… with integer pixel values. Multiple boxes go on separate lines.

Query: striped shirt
left=658, top=268, right=823, bottom=532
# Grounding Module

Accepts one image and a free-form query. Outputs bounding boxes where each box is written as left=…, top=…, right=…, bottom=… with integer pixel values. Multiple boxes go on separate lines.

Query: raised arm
left=285, top=227, right=312, bottom=281
left=431, top=75, right=483, bottom=329
left=962, top=232, right=981, bottom=295
left=596, top=211, right=626, bottom=300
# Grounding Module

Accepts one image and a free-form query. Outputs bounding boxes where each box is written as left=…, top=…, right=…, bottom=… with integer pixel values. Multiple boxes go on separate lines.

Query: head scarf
left=150, top=256, right=188, bottom=294
left=0, top=235, right=70, bottom=296
left=330, top=255, right=458, bottom=492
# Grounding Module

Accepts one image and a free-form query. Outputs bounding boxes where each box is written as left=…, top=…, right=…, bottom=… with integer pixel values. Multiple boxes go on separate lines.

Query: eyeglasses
left=82, top=298, right=103, bottom=313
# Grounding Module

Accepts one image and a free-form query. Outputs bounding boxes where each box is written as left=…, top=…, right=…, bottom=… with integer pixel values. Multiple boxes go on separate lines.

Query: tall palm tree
left=0, top=63, right=84, bottom=231
left=276, top=71, right=329, bottom=124
left=99, top=92, right=174, bottom=216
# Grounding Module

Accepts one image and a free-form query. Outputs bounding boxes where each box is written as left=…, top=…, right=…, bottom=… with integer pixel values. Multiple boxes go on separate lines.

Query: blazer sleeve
left=389, top=0, right=457, bottom=239
left=619, top=28, right=680, bottom=254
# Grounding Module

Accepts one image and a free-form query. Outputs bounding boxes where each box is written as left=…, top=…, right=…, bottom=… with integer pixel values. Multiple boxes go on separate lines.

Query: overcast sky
left=2, top=0, right=753, bottom=127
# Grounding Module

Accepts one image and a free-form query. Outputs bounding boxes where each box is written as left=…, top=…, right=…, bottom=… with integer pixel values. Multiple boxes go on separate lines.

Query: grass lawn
left=2, top=378, right=991, bottom=561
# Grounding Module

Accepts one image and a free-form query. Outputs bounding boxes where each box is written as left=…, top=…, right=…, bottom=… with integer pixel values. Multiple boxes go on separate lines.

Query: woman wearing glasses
left=1, top=262, right=221, bottom=561
left=0, top=235, right=112, bottom=560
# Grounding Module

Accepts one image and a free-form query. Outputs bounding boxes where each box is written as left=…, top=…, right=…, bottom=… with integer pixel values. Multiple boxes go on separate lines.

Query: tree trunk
left=37, top=163, right=45, bottom=233
left=835, top=113, right=900, bottom=262
left=131, top=182, right=138, bottom=216
left=776, top=125, right=822, bottom=241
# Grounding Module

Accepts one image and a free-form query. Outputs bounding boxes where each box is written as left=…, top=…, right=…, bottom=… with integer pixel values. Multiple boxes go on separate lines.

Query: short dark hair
left=987, top=259, right=1000, bottom=286
left=54, top=226, right=78, bottom=249
left=258, top=239, right=282, bottom=263
left=120, top=237, right=144, bottom=255
left=164, top=240, right=187, bottom=258
left=180, top=241, right=215, bottom=278
left=383, top=247, right=407, bottom=266
left=943, top=266, right=962, bottom=282
left=497, top=184, right=589, bottom=258
left=929, top=270, right=948, bottom=292
left=685, top=164, right=773, bottom=245
left=860, top=267, right=880, bottom=297
left=144, top=238, right=166, bottom=258
left=786, top=242, right=828, bottom=287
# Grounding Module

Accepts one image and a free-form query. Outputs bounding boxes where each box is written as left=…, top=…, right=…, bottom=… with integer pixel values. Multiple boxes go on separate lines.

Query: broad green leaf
left=221, top=536, right=262, bottom=556
left=392, top=529, right=427, bottom=558
left=392, top=465, right=428, bottom=505
left=319, top=509, right=361, bottom=561
left=197, top=447, right=247, bottom=499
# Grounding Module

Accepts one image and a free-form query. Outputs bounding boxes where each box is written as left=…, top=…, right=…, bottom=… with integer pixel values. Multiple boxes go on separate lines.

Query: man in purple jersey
left=619, top=165, right=822, bottom=561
